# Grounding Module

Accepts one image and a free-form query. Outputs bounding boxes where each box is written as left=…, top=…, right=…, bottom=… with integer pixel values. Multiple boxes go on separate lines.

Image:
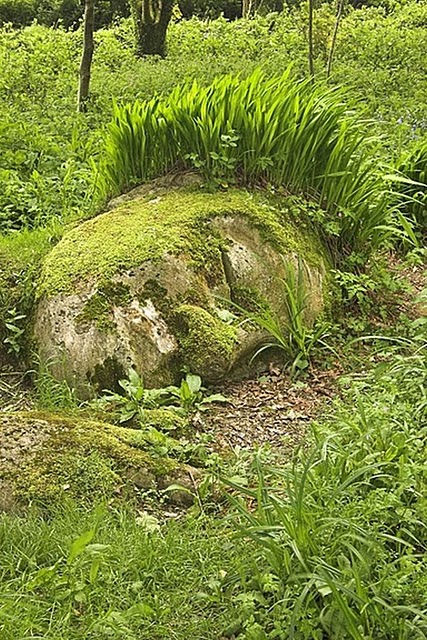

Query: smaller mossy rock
left=0, top=411, right=195, bottom=512
left=34, top=188, right=329, bottom=397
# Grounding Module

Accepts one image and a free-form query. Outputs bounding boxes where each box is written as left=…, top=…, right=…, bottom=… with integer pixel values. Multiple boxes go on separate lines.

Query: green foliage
left=165, top=372, right=228, bottom=414
left=0, top=225, right=56, bottom=362
left=1, top=4, right=426, bottom=244
left=0, top=506, right=251, bottom=639
left=102, top=70, right=394, bottom=260
left=0, top=0, right=129, bottom=29
left=1, top=307, right=26, bottom=355
left=0, top=117, right=100, bottom=233
left=35, top=357, right=79, bottom=409
left=95, top=368, right=228, bottom=423
left=94, top=367, right=173, bottom=423
left=178, top=0, right=241, bottom=19
left=395, top=139, right=427, bottom=238
left=232, top=258, right=331, bottom=376
left=225, top=333, right=427, bottom=638
left=0, top=9, right=426, bottom=639
left=0, top=0, right=35, bottom=26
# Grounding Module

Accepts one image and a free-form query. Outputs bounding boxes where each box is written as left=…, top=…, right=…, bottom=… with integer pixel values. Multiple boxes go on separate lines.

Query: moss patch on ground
left=140, top=408, right=187, bottom=433
left=37, top=189, right=327, bottom=298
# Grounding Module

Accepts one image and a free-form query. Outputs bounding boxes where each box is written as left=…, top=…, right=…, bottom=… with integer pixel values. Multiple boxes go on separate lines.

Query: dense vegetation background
left=1, top=1, right=426, bottom=232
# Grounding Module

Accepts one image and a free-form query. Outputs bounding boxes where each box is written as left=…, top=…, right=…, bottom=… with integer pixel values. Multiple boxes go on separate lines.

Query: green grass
left=1, top=324, right=426, bottom=639
left=225, top=330, right=427, bottom=638
left=0, top=506, right=250, bottom=639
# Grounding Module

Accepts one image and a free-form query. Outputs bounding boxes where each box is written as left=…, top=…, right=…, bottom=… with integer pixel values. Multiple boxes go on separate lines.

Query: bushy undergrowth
left=396, top=139, right=427, bottom=239
left=0, top=226, right=58, bottom=358
left=226, top=330, right=427, bottom=638
left=0, top=3, right=426, bottom=236
left=0, top=329, right=425, bottom=638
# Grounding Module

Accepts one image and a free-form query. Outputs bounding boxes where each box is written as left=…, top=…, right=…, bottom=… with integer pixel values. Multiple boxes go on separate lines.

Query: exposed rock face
left=34, top=188, right=328, bottom=397
left=0, top=411, right=195, bottom=512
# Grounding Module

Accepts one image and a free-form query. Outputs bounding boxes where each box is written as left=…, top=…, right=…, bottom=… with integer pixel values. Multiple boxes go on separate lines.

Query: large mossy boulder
left=0, top=411, right=194, bottom=512
left=34, top=187, right=328, bottom=397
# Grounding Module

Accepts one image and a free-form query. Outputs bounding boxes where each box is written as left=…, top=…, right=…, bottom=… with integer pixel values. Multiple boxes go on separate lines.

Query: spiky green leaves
left=101, top=70, right=392, bottom=260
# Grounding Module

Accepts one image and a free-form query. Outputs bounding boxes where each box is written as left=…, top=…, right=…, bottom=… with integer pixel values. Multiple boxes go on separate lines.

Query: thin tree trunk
left=326, top=0, right=345, bottom=78
left=77, top=0, right=94, bottom=113
left=308, top=0, right=314, bottom=80
left=242, top=0, right=250, bottom=18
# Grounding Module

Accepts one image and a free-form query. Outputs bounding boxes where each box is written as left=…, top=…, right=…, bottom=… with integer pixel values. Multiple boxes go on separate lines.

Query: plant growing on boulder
left=231, top=258, right=332, bottom=377
left=102, top=70, right=395, bottom=261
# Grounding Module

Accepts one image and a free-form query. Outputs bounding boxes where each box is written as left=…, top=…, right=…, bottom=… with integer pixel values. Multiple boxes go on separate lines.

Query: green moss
left=231, top=284, right=270, bottom=313
left=2, top=412, right=177, bottom=507
left=189, top=223, right=228, bottom=288
left=175, top=304, right=237, bottom=380
left=37, top=189, right=327, bottom=298
left=76, top=280, right=131, bottom=332
left=141, top=408, right=187, bottom=433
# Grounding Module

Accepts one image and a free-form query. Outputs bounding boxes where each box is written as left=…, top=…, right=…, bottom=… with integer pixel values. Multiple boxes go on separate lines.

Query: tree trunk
left=308, top=0, right=314, bottom=80
left=131, top=0, right=173, bottom=57
left=242, top=0, right=250, bottom=17
left=77, top=0, right=94, bottom=113
left=326, top=0, right=345, bottom=78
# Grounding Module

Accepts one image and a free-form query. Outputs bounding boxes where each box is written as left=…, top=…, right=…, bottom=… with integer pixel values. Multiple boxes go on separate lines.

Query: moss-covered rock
left=140, top=408, right=187, bottom=433
left=0, top=411, right=193, bottom=512
left=34, top=187, right=329, bottom=396
left=176, top=304, right=237, bottom=379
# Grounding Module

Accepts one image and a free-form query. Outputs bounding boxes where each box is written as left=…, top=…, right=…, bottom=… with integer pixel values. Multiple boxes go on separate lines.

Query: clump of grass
left=101, top=69, right=393, bottom=260
left=396, top=139, right=427, bottom=239
left=0, top=506, right=251, bottom=639
left=231, top=257, right=331, bottom=377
